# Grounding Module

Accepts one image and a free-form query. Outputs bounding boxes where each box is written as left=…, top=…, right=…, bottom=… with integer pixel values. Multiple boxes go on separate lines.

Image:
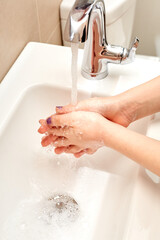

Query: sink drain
left=41, top=193, right=80, bottom=225
left=49, top=194, right=79, bottom=214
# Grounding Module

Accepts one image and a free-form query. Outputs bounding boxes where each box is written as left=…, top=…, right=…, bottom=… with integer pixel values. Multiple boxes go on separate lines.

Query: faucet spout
left=64, top=0, right=139, bottom=80
left=64, top=0, right=106, bottom=44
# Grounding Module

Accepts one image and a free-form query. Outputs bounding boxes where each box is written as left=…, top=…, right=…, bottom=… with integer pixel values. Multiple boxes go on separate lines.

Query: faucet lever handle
left=128, top=37, right=139, bottom=62
left=130, top=37, right=139, bottom=51
left=122, top=37, right=139, bottom=64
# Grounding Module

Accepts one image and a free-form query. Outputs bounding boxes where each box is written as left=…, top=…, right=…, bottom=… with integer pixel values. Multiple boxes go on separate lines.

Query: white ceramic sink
left=0, top=43, right=160, bottom=239
left=0, top=84, right=138, bottom=239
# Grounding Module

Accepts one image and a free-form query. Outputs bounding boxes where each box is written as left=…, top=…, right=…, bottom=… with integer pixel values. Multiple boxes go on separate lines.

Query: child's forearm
left=103, top=121, right=160, bottom=176
left=118, top=75, right=160, bottom=122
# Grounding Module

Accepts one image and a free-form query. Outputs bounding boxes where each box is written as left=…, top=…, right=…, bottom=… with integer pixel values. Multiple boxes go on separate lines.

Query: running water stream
left=71, top=43, right=79, bottom=105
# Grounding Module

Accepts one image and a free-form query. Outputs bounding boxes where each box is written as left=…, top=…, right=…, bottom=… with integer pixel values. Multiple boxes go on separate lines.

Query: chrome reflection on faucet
left=64, top=0, right=139, bottom=80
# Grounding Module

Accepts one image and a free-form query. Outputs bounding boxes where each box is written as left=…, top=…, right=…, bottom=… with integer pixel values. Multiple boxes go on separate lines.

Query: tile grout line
left=34, top=0, right=42, bottom=42
left=46, top=21, right=62, bottom=44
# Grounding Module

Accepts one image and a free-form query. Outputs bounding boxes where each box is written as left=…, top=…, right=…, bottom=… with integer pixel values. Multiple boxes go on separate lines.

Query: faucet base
left=81, top=67, right=108, bottom=80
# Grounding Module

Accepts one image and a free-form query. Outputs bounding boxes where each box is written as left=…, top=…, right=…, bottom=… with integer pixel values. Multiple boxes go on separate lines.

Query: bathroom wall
left=0, top=0, right=62, bottom=83
left=132, top=0, right=160, bottom=57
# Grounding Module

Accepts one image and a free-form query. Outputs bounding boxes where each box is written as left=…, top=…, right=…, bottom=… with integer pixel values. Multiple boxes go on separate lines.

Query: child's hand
left=55, top=96, right=136, bottom=127
left=38, top=111, right=107, bottom=158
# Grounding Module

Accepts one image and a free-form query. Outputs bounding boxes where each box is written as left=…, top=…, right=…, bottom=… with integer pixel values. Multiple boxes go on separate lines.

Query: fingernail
left=56, top=106, right=63, bottom=109
left=46, top=117, right=52, bottom=125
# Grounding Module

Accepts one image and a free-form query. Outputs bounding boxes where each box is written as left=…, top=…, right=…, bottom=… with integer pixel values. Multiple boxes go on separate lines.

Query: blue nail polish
left=46, top=117, right=52, bottom=124
left=56, top=106, right=63, bottom=109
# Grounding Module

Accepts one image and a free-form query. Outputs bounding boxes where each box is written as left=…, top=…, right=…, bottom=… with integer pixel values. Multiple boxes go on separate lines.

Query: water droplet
left=56, top=161, right=60, bottom=166
left=20, top=223, right=26, bottom=230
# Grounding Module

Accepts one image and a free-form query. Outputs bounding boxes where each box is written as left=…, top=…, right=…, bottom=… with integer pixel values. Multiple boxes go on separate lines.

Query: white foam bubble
left=2, top=196, right=81, bottom=240
left=2, top=148, right=111, bottom=240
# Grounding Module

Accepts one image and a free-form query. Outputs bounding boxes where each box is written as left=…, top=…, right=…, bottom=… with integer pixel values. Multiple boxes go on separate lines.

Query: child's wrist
left=117, top=93, right=140, bottom=123
left=101, top=119, right=123, bottom=148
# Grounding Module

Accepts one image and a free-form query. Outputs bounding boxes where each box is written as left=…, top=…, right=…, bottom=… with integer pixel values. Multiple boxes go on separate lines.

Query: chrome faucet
left=64, top=0, right=139, bottom=80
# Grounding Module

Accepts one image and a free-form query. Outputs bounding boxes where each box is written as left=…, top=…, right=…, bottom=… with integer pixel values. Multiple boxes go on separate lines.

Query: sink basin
left=0, top=42, right=160, bottom=239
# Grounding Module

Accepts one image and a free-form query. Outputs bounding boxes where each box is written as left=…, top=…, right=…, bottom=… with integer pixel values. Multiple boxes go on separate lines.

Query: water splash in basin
left=1, top=148, right=115, bottom=240
left=2, top=195, right=80, bottom=240
left=43, top=193, right=80, bottom=224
